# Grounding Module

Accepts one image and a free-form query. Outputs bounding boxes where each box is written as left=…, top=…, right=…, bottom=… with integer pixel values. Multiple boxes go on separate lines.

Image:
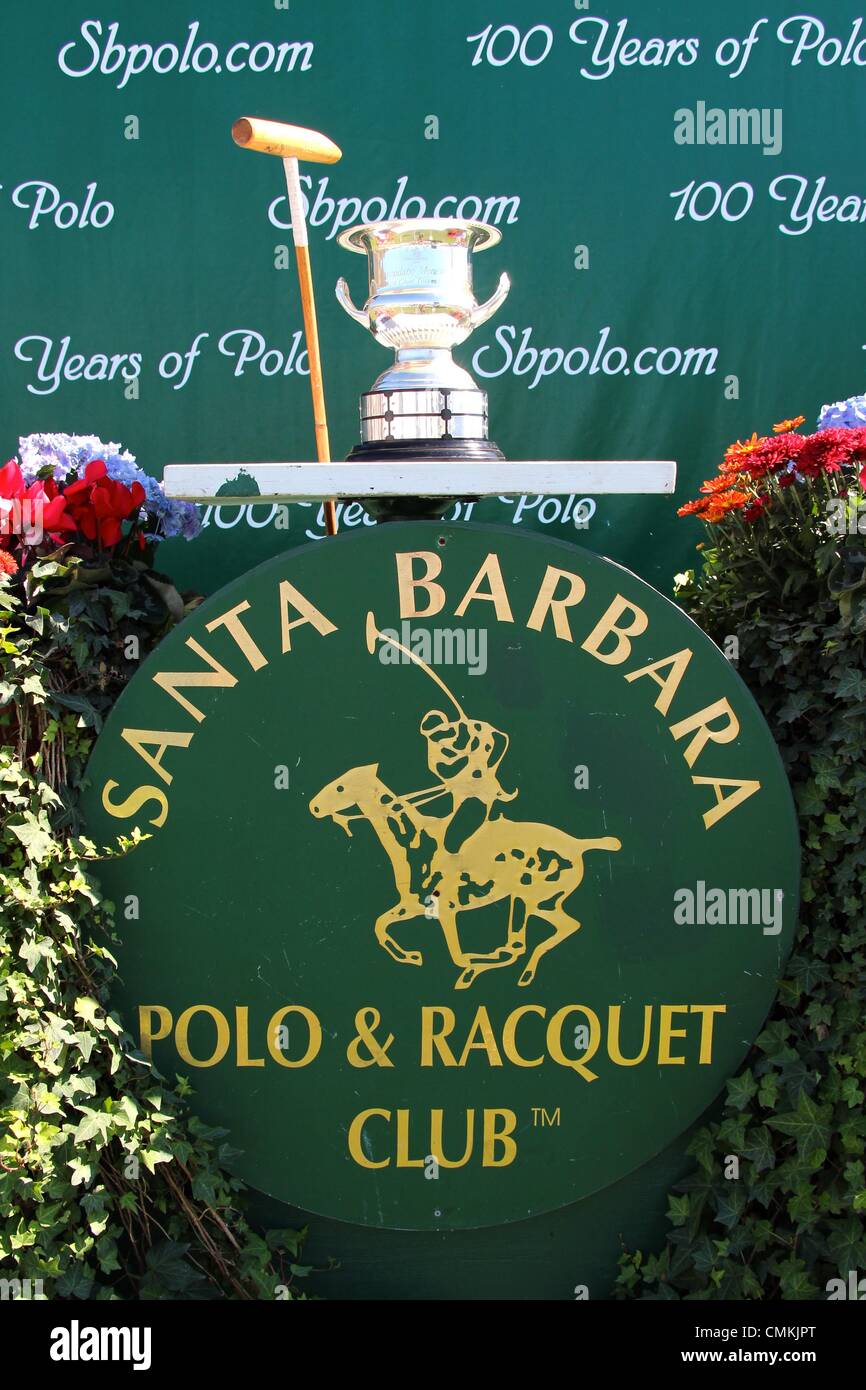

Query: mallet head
left=231, top=117, right=341, bottom=164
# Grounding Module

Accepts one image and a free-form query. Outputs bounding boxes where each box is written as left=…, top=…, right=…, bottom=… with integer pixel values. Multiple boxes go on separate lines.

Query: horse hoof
left=455, top=968, right=477, bottom=989
left=404, top=951, right=423, bottom=966
left=517, top=969, right=535, bottom=987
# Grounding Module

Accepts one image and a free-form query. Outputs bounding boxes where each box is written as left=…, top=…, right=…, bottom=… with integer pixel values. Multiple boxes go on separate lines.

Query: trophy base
left=360, top=383, right=489, bottom=444
left=345, top=437, right=505, bottom=522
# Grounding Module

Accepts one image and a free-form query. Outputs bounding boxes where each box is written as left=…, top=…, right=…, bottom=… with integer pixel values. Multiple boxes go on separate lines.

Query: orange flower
left=773, top=415, right=805, bottom=433
left=0, top=549, right=18, bottom=576
left=721, top=490, right=749, bottom=509
left=724, top=433, right=765, bottom=461
left=677, top=498, right=710, bottom=517
left=702, top=490, right=749, bottom=524
left=700, top=474, right=738, bottom=494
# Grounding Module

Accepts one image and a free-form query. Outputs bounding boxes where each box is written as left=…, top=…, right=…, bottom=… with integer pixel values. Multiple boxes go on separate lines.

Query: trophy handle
left=335, top=277, right=369, bottom=328
left=469, top=272, right=512, bottom=330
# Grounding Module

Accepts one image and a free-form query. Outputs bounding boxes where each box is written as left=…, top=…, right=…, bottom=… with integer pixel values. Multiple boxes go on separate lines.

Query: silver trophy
left=335, top=219, right=510, bottom=460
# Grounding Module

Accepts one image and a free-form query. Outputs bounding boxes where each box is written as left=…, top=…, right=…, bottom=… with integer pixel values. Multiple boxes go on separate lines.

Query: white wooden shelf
left=163, top=460, right=677, bottom=503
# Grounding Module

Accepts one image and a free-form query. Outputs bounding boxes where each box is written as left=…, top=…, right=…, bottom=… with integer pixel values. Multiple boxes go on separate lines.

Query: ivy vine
left=0, top=550, right=307, bottom=1300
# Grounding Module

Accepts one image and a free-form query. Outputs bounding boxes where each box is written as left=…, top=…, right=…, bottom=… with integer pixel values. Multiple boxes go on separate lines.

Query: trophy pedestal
left=345, top=436, right=506, bottom=521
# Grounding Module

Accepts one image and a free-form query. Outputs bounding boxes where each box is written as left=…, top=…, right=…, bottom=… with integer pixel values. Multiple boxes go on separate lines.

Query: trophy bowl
left=336, top=218, right=510, bottom=374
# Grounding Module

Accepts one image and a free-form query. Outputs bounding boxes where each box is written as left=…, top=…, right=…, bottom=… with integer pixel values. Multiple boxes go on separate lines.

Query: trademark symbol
left=531, top=1106, right=561, bottom=1128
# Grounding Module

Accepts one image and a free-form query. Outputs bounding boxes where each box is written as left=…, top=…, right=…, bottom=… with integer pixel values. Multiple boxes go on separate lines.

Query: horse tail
left=582, top=837, right=622, bottom=854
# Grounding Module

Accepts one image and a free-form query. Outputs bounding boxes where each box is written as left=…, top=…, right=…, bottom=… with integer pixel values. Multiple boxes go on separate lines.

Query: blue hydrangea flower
left=816, top=396, right=866, bottom=431
left=16, top=432, right=201, bottom=541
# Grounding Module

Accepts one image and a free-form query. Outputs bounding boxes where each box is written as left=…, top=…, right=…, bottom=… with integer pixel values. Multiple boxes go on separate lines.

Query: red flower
left=0, top=459, right=25, bottom=499
left=743, top=496, right=768, bottom=523
left=41, top=493, right=77, bottom=534
left=59, top=458, right=145, bottom=548
left=739, top=433, right=804, bottom=478
left=799, top=428, right=866, bottom=476
left=63, top=457, right=108, bottom=499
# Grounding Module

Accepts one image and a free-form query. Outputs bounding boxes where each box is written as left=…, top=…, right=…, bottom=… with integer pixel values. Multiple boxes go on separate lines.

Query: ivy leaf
left=778, top=691, right=813, bottom=722
left=827, top=1218, right=866, bottom=1276
left=18, top=936, right=54, bottom=972
left=749, top=1172, right=779, bottom=1209
left=21, top=673, right=46, bottom=699
left=80, top=1191, right=110, bottom=1236
left=191, top=1171, right=220, bottom=1206
left=52, top=691, right=100, bottom=724
left=55, top=1266, right=94, bottom=1299
left=726, top=1071, right=758, bottom=1111
left=768, top=1090, right=832, bottom=1159
left=835, top=668, right=866, bottom=701
left=265, top=1228, right=305, bottom=1257
left=74, top=1110, right=112, bottom=1146
left=68, top=1158, right=93, bottom=1187
left=74, top=997, right=101, bottom=1025
left=667, top=1194, right=690, bottom=1227
left=140, top=1146, right=173, bottom=1173
left=8, top=814, right=54, bottom=864
left=687, top=1128, right=716, bottom=1174
left=758, top=1073, right=780, bottom=1110
left=742, top=1125, right=776, bottom=1173
left=714, top=1185, right=747, bottom=1229
left=143, top=1240, right=197, bottom=1294
left=777, top=1259, right=819, bottom=1300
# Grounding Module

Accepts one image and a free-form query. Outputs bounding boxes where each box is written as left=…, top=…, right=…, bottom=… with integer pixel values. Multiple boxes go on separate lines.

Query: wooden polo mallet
left=231, top=116, right=341, bottom=536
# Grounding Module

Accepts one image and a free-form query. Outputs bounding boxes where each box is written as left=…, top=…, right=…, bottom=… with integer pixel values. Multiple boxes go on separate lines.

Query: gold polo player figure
left=309, top=613, right=621, bottom=989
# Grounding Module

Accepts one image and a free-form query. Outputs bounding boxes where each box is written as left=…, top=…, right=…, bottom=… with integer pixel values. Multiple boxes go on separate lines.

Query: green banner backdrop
left=4, top=1, right=866, bottom=593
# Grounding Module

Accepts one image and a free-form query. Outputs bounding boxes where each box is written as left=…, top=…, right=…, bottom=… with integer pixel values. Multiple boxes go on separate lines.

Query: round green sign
left=82, top=522, right=799, bottom=1231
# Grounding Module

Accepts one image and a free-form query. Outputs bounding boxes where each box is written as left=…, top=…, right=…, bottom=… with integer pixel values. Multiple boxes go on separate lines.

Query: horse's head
left=309, top=764, right=380, bottom=837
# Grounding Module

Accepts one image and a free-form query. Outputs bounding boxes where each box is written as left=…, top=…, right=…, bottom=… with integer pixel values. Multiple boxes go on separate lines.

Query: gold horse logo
left=309, top=613, right=621, bottom=989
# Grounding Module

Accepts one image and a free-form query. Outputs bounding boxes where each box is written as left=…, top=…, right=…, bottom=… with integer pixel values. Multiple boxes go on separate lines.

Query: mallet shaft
left=282, top=155, right=337, bottom=536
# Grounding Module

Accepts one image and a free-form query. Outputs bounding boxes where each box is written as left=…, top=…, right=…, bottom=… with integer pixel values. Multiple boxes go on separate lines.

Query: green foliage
left=617, top=479, right=866, bottom=1301
left=0, top=552, right=305, bottom=1300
